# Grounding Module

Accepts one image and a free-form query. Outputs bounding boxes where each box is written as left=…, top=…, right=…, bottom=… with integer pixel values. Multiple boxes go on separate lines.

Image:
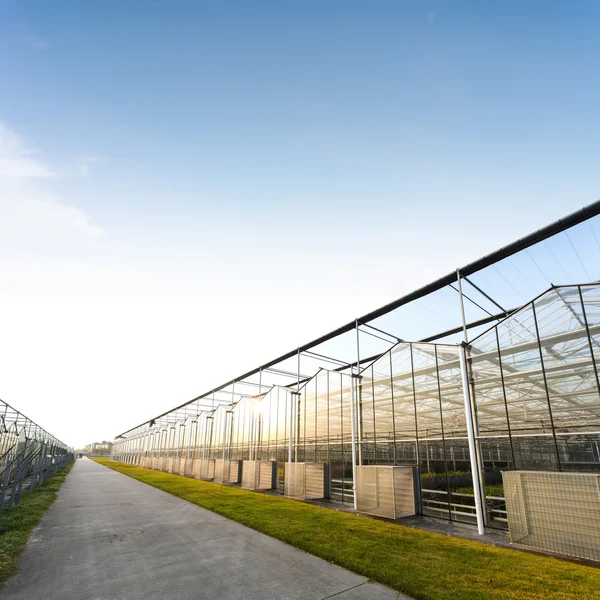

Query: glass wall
left=297, top=371, right=354, bottom=503
left=359, top=343, right=475, bottom=523
left=111, top=284, right=600, bottom=530
left=470, top=283, right=600, bottom=526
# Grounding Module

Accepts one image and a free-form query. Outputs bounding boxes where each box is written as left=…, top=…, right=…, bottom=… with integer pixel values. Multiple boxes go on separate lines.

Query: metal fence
left=0, top=399, right=73, bottom=514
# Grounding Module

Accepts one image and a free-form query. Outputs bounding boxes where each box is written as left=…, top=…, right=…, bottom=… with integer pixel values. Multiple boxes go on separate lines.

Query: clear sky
left=0, top=1, right=599, bottom=447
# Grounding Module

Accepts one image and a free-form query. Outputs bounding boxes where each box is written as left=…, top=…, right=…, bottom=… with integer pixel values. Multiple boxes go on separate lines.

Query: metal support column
left=349, top=367, right=358, bottom=511
left=222, top=384, right=233, bottom=463
left=459, top=343, right=485, bottom=535
left=457, top=269, right=489, bottom=525
left=288, top=393, right=295, bottom=463
left=355, top=320, right=363, bottom=467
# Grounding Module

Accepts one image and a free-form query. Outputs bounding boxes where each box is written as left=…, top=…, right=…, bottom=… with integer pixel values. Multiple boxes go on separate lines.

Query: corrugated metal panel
left=192, top=459, right=201, bottom=479
left=356, top=466, right=417, bottom=519
left=284, top=463, right=305, bottom=499
left=214, top=459, right=241, bottom=484
left=305, top=464, right=328, bottom=499
left=393, top=468, right=417, bottom=518
left=503, top=471, right=600, bottom=562
left=171, top=458, right=181, bottom=475
left=242, top=461, right=276, bottom=490
left=284, top=463, right=330, bottom=500
left=242, top=460, right=257, bottom=489
left=183, top=458, right=194, bottom=477
left=214, top=459, right=230, bottom=484
left=258, top=461, right=276, bottom=489
left=356, top=466, right=378, bottom=515
left=193, top=458, right=215, bottom=480
left=228, top=460, right=242, bottom=483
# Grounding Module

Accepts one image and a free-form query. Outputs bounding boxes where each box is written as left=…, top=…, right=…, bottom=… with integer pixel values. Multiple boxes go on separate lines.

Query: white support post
left=296, top=348, right=300, bottom=462
left=176, top=425, right=181, bottom=460
left=456, top=270, right=468, bottom=343
left=255, top=369, right=261, bottom=463
left=221, top=413, right=228, bottom=462
left=194, top=417, right=201, bottom=458
left=459, top=344, right=485, bottom=535
left=355, top=319, right=362, bottom=467
left=187, top=420, right=195, bottom=460
left=288, top=392, right=294, bottom=463
left=349, top=367, right=358, bottom=511
left=203, top=417, right=210, bottom=460
left=227, top=382, right=235, bottom=462
left=249, top=409, right=255, bottom=462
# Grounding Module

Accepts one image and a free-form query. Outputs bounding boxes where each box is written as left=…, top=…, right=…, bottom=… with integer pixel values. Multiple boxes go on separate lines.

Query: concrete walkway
left=1, top=458, right=408, bottom=600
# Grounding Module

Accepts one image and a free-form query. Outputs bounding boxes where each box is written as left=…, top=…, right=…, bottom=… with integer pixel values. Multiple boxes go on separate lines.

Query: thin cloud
left=0, top=123, right=104, bottom=252
left=0, top=124, right=54, bottom=178
left=76, top=156, right=103, bottom=177
left=428, top=11, right=436, bottom=25
left=25, top=36, right=49, bottom=50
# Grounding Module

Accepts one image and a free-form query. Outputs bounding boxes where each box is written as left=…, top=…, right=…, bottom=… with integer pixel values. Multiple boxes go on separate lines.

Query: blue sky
left=0, top=1, right=599, bottom=445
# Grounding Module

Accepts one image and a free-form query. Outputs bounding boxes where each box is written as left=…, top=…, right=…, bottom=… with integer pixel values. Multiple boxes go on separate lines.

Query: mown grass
left=94, top=459, right=600, bottom=600
left=0, top=462, right=74, bottom=586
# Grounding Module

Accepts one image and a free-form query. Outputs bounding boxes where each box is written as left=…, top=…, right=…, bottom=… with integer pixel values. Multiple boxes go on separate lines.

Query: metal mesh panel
left=503, top=471, right=600, bottom=561
left=356, top=465, right=416, bottom=519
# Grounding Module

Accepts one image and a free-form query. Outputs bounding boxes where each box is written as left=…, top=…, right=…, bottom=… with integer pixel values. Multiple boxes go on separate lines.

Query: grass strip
left=0, top=461, right=74, bottom=586
left=94, top=459, right=600, bottom=600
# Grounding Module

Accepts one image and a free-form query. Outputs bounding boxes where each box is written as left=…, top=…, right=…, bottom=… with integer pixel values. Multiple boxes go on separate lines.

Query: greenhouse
left=112, top=201, right=600, bottom=563
left=0, top=398, right=73, bottom=514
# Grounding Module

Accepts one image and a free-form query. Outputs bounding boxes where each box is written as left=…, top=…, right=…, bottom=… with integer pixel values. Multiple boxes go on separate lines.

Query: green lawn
left=94, top=458, right=600, bottom=600
left=0, top=462, right=74, bottom=586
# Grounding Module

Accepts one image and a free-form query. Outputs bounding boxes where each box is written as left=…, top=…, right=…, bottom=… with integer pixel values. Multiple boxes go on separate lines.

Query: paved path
left=1, top=458, right=407, bottom=600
